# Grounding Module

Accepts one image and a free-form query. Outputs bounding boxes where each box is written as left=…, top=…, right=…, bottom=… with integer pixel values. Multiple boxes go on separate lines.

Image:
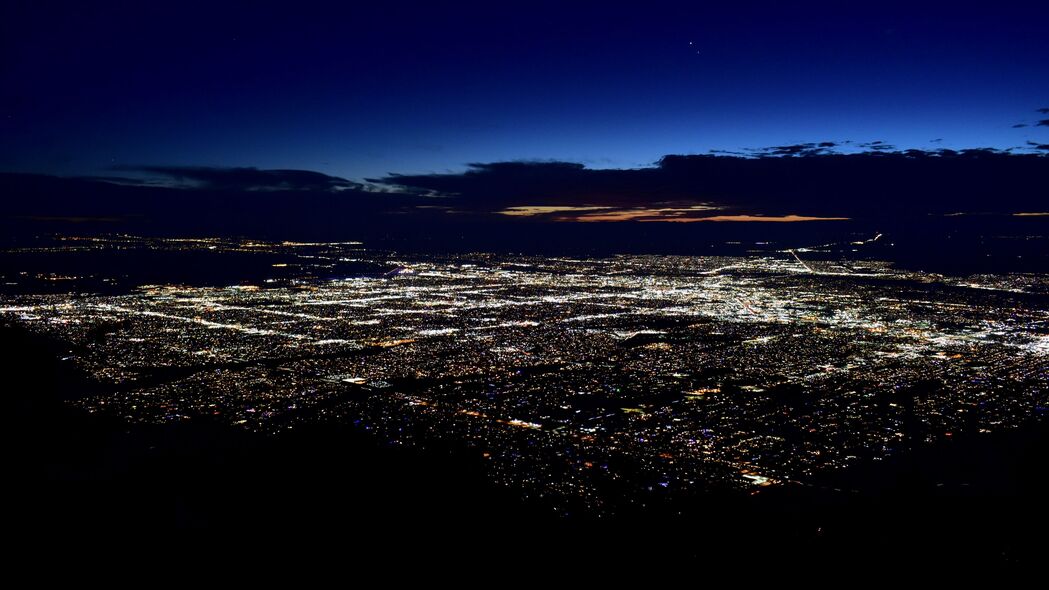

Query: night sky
left=7, top=2, right=1049, bottom=561
left=1, top=1, right=1047, bottom=235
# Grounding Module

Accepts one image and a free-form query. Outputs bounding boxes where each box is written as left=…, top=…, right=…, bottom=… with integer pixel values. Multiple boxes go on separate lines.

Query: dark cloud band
left=121, top=166, right=361, bottom=192
left=372, top=149, right=1049, bottom=221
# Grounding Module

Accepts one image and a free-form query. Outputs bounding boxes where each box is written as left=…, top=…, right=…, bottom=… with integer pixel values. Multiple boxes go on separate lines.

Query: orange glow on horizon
left=640, top=214, right=850, bottom=223
left=564, top=205, right=720, bottom=222
left=496, top=204, right=848, bottom=223
left=498, top=205, right=613, bottom=217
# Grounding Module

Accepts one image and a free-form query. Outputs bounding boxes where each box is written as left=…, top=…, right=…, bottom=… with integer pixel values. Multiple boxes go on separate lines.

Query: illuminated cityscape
left=4, top=234, right=1046, bottom=516
left=4, top=0, right=1049, bottom=568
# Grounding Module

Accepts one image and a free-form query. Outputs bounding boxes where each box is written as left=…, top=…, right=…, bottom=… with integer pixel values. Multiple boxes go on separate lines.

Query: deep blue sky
left=2, top=1, right=1047, bottom=180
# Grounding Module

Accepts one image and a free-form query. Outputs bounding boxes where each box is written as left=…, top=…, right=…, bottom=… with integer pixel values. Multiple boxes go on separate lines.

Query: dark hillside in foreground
left=4, top=322, right=1047, bottom=566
